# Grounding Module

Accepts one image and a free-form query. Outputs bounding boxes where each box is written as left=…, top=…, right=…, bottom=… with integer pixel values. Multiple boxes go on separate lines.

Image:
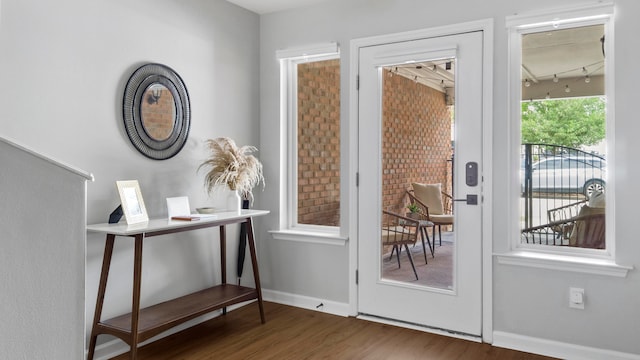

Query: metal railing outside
left=521, top=144, right=606, bottom=244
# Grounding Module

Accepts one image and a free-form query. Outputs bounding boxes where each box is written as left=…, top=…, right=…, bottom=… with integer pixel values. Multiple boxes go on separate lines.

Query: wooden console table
left=86, top=210, right=269, bottom=360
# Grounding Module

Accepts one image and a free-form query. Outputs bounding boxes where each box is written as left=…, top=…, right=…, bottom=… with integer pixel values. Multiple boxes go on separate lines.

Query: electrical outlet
left=569, top=287, right=585, bottom=309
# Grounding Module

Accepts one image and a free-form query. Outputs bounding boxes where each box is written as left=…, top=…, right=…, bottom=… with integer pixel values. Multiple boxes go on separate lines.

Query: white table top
left=87, top=209, right=269, bottom=236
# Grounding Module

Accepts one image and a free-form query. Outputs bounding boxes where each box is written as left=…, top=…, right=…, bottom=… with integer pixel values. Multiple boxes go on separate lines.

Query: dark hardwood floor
left=111, top=301, right=556, bottom=359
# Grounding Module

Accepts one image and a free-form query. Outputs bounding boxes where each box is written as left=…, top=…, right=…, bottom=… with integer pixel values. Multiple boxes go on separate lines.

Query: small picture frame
left=116, top=180, right=149, bottom=224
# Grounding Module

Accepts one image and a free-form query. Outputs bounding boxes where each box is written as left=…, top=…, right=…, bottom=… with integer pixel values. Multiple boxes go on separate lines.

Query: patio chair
left=406, top=183, right=454, bottom=247
left=523, top=190, right=605, bottom=248
left=396, top=207, right=434, bottom=263
left=382, top=209, right=420, bottom=280
left=569, top=209, right=605, bottom=248
left=521, top=210, right=605, bottom=248
left=569, top=191, right=605, bottom=248
left=547, top=199, right=588, bottom=240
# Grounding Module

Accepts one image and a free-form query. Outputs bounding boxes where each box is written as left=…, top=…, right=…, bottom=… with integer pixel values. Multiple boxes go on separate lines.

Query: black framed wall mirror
left=123, top=63, right=191, bottom=160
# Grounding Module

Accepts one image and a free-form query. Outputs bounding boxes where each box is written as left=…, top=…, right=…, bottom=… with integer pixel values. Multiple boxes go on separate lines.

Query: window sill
left=269, top=229, right=348, bottom=246
left=496, top=251, right=633, bottom=278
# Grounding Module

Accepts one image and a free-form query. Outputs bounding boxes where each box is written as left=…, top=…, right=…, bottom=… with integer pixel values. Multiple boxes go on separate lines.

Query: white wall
left=259, top=0, right=640, bottom=357
left=0, top=0, right=260, bottom=356
left=0, top=138, right=91, bottom=360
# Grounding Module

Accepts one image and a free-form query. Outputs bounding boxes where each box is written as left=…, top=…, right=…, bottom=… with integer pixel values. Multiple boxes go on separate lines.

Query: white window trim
left=503, top=3, right=631, bottom=277
left=270, top=42, right=346, bottom=246
left=497, top=251, right=631, bottom=278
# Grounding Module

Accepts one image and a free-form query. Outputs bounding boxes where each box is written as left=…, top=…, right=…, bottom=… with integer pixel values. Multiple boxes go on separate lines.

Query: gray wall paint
left=0, top=140, right=89, bottom=360
left=258, top=0, right=640, bottom=355
left=2, top=0, right=639, bottom=356
left=0, top=0, right=260, bottom=353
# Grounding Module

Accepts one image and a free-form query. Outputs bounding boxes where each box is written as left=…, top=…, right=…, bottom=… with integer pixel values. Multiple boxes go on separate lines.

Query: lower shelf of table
left=95, top=284, right=259, bottom=344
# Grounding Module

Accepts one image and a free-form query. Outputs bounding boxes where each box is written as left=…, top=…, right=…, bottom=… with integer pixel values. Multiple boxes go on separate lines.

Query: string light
left=392, top=60, right=598, bottom=101
left=517, top=61, right=601, bottom=101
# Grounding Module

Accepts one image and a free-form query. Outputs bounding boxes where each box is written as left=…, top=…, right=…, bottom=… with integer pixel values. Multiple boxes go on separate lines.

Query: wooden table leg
left=129, top=234, right=144, bottom=359
left=245, top=218, right=265, bottom=324
left=87, top=234, right=115, bottom=360
left=219, top=226, right=227, bottom=285
left=219, top=226, right=227, bottom=315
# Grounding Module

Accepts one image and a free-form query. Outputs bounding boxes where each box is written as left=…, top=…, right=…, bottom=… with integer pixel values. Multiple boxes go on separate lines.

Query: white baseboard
left=493, top=331, right=640, bottom=360
left=262, top=288, right=351, bottom=317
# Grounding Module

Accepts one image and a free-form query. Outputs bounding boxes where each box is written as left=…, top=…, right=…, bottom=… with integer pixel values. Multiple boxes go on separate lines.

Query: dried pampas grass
left=198, top=137, right=265, bottom=202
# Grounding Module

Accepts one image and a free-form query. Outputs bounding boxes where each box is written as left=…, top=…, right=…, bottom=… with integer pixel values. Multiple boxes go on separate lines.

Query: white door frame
left=347, top=18, right=494, bottom=343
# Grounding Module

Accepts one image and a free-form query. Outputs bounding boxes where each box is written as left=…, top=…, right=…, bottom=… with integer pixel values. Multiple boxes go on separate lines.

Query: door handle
left=453, top=194, right=478, bottom=205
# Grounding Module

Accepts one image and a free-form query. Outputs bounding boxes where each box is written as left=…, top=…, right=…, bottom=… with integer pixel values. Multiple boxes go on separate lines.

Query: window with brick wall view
left=296, top=59, right=340, bottom=227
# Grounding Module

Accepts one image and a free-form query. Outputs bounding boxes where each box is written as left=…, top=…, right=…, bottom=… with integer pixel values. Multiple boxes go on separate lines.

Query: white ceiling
left=226, top=0, right=328, bottom=14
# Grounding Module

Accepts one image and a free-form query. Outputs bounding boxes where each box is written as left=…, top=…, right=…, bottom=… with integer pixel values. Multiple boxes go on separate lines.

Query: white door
left=357, top=31, right=484, bottom=336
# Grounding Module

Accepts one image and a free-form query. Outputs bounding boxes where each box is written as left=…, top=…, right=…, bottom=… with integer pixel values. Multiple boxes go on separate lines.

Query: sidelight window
left=507, top=4, right=614, bottom=256
left=274, top=43, right=344, bottom=243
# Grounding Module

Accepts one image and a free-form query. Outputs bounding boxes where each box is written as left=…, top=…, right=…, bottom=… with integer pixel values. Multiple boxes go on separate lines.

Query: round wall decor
left=123, top=63, right=191, bottom=160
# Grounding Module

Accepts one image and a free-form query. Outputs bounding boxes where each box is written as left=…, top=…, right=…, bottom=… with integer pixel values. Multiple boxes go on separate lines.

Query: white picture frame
left=116, top=180, right=149, bottom=224
left=166, top=196, right=191, bottom=218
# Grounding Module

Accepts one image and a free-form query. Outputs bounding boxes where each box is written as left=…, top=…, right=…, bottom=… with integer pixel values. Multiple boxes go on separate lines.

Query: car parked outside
left=521, top=156, right=606, bottom=197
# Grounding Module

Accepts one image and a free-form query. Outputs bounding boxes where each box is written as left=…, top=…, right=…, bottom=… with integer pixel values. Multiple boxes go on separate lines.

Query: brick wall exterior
left=296, top=60, right=452, bottom=226
left=140, top=87, right=175, bottom=141
left=382, top=73, right=453, bottom=212
left=297, top=59, right=341, bottom=226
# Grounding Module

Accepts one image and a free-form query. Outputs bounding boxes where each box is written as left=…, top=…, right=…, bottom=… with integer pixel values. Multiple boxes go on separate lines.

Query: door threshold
left=357, top=313, right=482, bottom=343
